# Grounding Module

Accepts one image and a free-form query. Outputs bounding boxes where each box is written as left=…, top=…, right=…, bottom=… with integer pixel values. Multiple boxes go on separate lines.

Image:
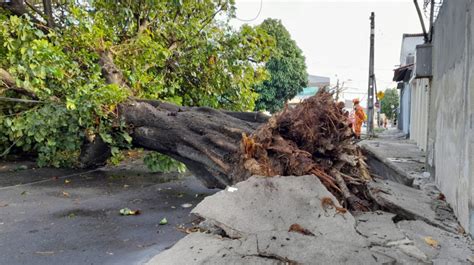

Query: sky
left=231, top=0, right=424, bottom=104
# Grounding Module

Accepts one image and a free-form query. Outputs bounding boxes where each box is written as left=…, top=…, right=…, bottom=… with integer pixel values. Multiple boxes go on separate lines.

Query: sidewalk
left=360, top=129, right=465, bottom=233
left=146, top=129, right=473, bottom=265
left=360, top=128, right=427, bottom=187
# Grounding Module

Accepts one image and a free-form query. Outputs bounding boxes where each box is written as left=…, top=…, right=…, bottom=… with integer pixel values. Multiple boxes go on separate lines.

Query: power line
left=234, top=0, right=263, bottom=22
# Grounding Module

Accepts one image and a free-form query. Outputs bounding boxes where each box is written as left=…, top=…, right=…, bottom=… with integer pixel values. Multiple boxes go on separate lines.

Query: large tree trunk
left=78, top=50, right=266, bottom=188
left=116, top=90, right=374, bottom=211
left=117, top=100, right=268, bottom=188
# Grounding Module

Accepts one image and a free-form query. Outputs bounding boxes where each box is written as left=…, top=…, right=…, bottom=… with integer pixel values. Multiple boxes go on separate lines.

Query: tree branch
left=0, top=68, right=38, bottom=99
left=0, top=96, right=43, bottom=104
left=42, top=0, right=54, bottom=28
left=98, top=50, right=130, bottom=90
left=2, top=0, right=41, bottom=24
left=24, top=0, right=44, bottom=18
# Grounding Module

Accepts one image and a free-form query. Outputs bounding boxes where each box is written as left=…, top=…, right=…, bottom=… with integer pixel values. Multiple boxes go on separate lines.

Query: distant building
left=392, top=33, right=425, bottom=135
left=307, top=75, right=330, bottom=87
left=288, top=75, right=329, bottom=106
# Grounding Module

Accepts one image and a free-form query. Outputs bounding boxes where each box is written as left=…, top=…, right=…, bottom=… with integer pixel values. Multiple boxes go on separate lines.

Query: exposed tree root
left=232, top=90, right=374, bottom=210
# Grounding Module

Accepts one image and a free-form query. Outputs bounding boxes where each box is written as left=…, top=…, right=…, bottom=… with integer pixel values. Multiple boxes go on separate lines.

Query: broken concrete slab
left=367, top=179, right=461, bottom=233
left=397, top=220, right=474, bottom=264
left=148, top=230, right=391, bottom=265
left=146, top=175, right=473, bottom=265
left=421, top=182, right=463, bottom=233
left=370, top=246, right=427, bottom=265
left=360, top=140, right=426, bottom=186
left=397, top=244, right=430, bottom=263
left=354, top=211, right=406, bottom=246
left=192, top=175, right=363, bottom=244
left=145, top=232, right=279, bottom=265
left=254, top=231, right=383, bottom=264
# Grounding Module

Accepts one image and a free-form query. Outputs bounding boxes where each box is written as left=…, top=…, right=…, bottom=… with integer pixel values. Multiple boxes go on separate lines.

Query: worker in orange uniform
left=352, top=98, right=366, bottom=139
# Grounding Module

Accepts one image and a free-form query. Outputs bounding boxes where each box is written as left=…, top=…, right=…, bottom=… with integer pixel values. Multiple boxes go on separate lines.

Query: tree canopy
left=254, top=18, right=307, bottom=113
left=380, top=88, right=399, bottom=119
left=0, top=0, right=274, bottom=167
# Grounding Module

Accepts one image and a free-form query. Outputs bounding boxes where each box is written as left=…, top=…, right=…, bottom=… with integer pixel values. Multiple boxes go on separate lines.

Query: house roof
left=402, top=33, right=425, bottom=38
left=308, top=75, right=330, bottom=87
left=393, top=63, right=414, bottom=82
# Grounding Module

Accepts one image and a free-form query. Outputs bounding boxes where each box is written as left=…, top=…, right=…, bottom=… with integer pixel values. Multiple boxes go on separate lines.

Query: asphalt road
left=0, top=160, right=217, bottom=265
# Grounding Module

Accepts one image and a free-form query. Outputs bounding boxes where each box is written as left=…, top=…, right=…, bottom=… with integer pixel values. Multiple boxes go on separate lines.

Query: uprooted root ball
left=235, top=90, right=374, bottom=211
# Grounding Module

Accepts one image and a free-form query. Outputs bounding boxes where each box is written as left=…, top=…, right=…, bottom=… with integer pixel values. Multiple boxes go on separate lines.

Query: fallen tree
left=1, top=37, right=374, bottom=210
left=106, top=90, right=373, bottom=211
left=2, top=48, right=375, bottom=211
left=1, top=1, right=373, bottom=210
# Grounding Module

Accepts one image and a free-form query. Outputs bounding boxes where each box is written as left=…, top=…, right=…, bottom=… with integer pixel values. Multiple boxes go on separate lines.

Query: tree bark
left=42, top=0, right=54, bottom=28
left=0, top=68, right=38, bottom=99
left=117, top=100, right=268, bottom=188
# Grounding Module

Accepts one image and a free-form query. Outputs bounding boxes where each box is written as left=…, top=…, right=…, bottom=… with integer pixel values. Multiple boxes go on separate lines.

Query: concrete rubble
left=146, top=175, right=473, bottom=265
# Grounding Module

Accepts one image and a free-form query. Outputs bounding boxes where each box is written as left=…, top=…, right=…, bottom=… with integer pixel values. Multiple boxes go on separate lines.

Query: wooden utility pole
left=367, top=12, right=375, bottom=137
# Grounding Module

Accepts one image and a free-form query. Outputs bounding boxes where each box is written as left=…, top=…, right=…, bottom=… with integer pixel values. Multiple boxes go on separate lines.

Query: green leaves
left=144, top=152, right=186, bottom=173
left=0, top=1, right=274, bottom=169
left=380, top=88, right=399, bottom=120
left=254, top=19, right=308, bottom=113
left=159, top=217, right=168, bottom=225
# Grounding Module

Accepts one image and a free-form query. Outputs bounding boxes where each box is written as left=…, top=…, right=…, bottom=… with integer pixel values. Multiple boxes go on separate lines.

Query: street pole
left=367, top=12, right=375, bottom=137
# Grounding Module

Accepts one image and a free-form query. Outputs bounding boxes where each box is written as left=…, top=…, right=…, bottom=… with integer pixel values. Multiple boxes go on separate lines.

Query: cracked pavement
left=147, top=175, right=473, bottom=265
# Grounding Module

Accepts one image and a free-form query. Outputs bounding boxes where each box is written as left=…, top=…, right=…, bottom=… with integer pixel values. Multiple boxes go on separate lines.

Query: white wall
left=398, top=35, right=424, bottom=135
left=400, top=84, right=411, bottom=134
left=409, top=78, right=429, bottom=151
left=400, top=35, right=424, bottom=65
left=427, top=0, right=474, bottom=234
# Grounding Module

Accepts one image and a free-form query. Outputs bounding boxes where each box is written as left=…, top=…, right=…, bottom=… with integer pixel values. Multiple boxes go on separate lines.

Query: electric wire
left=234, top=0, right=263, bottom=22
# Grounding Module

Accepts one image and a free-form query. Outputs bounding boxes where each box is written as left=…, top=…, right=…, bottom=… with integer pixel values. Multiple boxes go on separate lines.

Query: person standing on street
left=352, top=98, right=366, bottom=139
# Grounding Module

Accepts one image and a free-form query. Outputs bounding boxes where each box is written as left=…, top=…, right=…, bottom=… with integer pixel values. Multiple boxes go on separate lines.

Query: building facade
left=393, top=1, right=474, bottom=234
left=393, top=34, right=425, bottom=136
left=426, top=0, right=474, bottom=234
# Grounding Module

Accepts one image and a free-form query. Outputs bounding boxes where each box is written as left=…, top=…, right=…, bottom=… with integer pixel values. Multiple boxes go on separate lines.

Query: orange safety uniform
left=353, top=99, right=366, bottom=138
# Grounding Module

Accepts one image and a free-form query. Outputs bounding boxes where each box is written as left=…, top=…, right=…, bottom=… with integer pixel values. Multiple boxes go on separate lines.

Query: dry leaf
left=288, top=223, right=315, bottom=236
left=424, top=236, right=439, bottom=248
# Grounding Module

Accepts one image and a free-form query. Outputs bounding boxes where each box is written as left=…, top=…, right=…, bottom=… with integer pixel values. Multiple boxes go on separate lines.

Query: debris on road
left=424, top=236, right=439, bottom=248
left=119, top=208, right=141, bottom=216
left=159, top=218, right=168, bottom=225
